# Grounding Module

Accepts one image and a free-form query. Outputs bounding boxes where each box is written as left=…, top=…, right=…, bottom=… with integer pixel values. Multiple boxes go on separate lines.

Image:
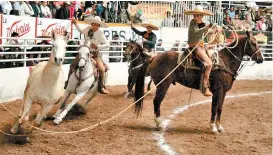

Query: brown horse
left=134, top=31, right=263, bottom=133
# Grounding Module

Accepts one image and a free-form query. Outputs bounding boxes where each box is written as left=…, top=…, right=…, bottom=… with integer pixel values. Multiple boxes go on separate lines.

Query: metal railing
left=0, top=37, right=272, bottom=69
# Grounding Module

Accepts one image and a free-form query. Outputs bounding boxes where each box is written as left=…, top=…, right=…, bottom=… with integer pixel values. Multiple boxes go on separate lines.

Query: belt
left=188, top=41, right=204, bottom=48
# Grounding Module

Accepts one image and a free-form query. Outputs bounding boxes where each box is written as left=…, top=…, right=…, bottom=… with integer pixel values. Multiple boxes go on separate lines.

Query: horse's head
left=78, top=45, right=90, bottom=69
left=124, top=40, right=143, bottom=56
left=244, top=31, right=263, bottom=64
left=51, top=31, right=69, bottom=66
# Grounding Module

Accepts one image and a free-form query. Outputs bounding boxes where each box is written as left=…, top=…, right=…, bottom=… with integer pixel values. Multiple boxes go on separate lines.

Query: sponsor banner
left=128, top=3, right=172, bottom=19
left=72, top=23, right=161, bottom=43
left=1, top=15, right=36, bottom=46
left=36, top=18, right=71, bottom=39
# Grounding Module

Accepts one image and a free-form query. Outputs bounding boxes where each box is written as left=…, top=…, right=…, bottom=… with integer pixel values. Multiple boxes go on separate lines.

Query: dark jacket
left=30, top=3, right=43, bottom=17
left=131, top=27, right=157, bottom=50
left=55, top=6, right=70, bottom=19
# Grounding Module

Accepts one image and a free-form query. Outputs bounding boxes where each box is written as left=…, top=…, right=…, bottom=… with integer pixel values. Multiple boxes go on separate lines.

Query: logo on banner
left=7, top=20, right=31, bottom=37
left=41, top=23, right=66, bottom=36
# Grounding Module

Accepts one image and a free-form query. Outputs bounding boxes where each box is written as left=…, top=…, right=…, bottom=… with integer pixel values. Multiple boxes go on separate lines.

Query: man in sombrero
left=130, top=22, right=158, bottom=57
left=184, top=5, right=214, bottom=96
left=69, top=16, right=110, bottom=94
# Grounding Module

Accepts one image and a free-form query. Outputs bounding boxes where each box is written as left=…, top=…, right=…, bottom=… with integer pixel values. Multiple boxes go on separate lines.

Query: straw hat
left=184, top=5, right=213, bottom=16
left=84, top=16, right=108, bottom=28
left=141, top=23, right=159, bottom=30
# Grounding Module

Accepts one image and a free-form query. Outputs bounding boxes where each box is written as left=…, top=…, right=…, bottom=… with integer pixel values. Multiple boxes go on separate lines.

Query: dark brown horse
left=134, top=31, right=263, bottom=133
left=124, top=40, right=153, bottom=98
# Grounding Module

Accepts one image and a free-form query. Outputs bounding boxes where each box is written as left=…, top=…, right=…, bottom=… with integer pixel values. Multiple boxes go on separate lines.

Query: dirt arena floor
left=0, top=80, right=272, bottom=155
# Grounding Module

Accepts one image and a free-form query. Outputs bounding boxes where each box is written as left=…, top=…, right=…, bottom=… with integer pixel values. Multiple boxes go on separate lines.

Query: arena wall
left=0, top=62, right=272, bottom=103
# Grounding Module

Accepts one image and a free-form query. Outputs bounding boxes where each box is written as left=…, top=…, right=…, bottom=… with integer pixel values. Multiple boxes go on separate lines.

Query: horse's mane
left=226, top=35, right=247, bottom=48
left=130, top=40, right=143, bottom=53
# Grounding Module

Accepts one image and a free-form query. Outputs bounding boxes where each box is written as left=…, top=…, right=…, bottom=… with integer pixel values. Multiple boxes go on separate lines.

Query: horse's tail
left=134, top=60, right=150, bottom=117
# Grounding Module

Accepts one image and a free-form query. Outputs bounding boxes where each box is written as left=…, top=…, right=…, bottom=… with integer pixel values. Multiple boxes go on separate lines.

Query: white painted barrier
left=0, top=62, right=272, bottom=103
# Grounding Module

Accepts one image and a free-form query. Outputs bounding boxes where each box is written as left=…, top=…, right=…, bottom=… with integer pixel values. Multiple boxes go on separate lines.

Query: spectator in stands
left=242, top=14, right=255, bottom=30
left=133, top=9, right=146, bottom=24
left=64, top=38, right=80, bottom=64
left=20, top=1, right=34, bottom=17
left=0, top=1, right=12, bottom=15
left=55, top=2, right=70, bottom=19
left=255, top=16, right=267, bottom=31
left=109, top=34, right=122, bottom=62
left=30, top=1, right=43, bottom=17
left=29, top=33, right=52, bottom=65
left=156, top=39, right=165, bottom=52
left=68, top=1, right=77, bottom=19
left=223, top=14, right=231, bottom=25
left=3, top=32, right=22, bottom=68
left=162, top=11, right=174, bottom=27
left=223, top=8, right=229, bottom=19
left=118, top=1, right=139, bottom=23
left=40, top=1, right=52, bottom=18
left=235, top=6, right=244, bottom=20
left=231, top=14, right=242, bottom=30
left=228, top=6, right=235, bottom=19
left=171, top=40, right=180, bottom=51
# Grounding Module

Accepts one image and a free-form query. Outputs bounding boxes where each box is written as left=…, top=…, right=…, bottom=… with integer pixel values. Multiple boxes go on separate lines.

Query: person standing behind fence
left=109, top=34, right=122, bottom=63
left=130, top=22, right=158, bottom=58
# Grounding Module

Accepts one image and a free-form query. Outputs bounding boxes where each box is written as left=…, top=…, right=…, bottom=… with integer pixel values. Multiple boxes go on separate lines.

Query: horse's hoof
left=210, top=123, right=219, bottom=134
left=10, top=127, right=18, bottom=134
left=217, top=125, right=225, bottom=133
left=53, top=118, right=62, bottom=125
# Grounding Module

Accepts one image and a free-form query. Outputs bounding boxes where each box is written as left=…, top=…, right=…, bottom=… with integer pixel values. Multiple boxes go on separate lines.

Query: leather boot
left=203, top=87, right=212, bottom=96
left=100, top=73, right=109, bottom=94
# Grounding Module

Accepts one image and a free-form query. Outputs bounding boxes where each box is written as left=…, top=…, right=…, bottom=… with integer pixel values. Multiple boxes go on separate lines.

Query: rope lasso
left=0, top=24, right=217, bottom=137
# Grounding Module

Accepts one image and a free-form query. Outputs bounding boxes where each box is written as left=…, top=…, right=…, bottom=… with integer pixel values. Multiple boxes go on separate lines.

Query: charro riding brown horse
left=134, top=31, right=263, bottom=133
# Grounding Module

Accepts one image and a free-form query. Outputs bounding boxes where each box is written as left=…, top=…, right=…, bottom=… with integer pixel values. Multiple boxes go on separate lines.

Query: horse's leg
left=84, top=83, right=98, bottom=108
left=53, top=91, right=87, bottom=125
left=216, top=91, right=226, bottom=133
left=34, top=102, right=55, bottom=126
left=53, top=90, right=71, bottom=118
left=11, top=97, right=32, bottom=134
left=210, top=89, right=225, bottom=134
left=154, top=80, right=172, bottom=130
left=147, top=78, right=152, bottom=91
left=125, top=70, right=137, bottom=98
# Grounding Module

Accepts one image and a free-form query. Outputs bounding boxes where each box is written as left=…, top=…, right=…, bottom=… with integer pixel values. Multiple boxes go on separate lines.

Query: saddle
left=177, top=47, right=221, bottom=70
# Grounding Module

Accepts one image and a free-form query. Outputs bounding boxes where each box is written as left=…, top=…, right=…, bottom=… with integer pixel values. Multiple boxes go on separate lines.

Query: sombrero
left=84, top=16, right=108, bottom=28
left=184, top=5, right=213, bottom=16
left=141, top=23, right=159, bottom=30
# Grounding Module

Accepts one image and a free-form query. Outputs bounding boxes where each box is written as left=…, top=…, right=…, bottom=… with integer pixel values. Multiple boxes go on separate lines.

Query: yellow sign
left=129, top=3, right=172, bottom=19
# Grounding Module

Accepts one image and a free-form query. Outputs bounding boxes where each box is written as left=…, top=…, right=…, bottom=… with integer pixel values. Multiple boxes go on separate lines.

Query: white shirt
left=0, top=1, right=12, bottom=15
left=75, top=24, right=110, bottom=51
left=40, top=5, right=52, bottom=18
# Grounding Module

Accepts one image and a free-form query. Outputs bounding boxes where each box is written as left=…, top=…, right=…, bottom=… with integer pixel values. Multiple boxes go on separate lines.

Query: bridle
left=225, top=36, right=261, bottom=62
left=126, top=42, right=145, bottom=70
left=74, top=45, right=96, bottom=92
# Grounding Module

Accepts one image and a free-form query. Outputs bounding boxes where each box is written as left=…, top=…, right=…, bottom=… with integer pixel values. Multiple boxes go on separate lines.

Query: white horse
left=11, top=31, right=69, bottom=134
left=53, top=45, right=99, bottom=125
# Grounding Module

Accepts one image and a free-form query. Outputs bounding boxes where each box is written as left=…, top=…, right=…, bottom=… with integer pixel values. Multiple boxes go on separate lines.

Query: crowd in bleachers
left=222, top=6, right=272, bottom=31
left=0, top=1, right=143, bottom=23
